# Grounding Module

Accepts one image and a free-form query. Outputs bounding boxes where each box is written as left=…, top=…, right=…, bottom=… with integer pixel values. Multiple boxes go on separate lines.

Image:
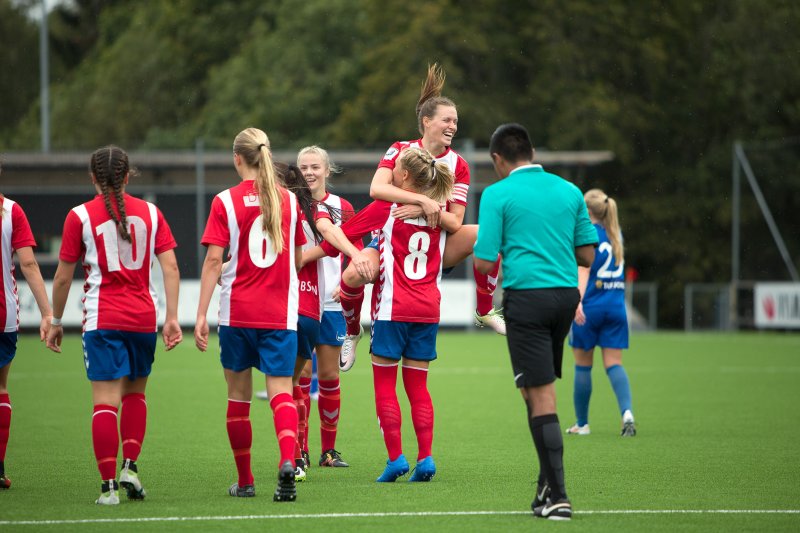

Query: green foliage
left=0, top=0, right=39, bottom=145
left=2, top=0, right=798, bottom=325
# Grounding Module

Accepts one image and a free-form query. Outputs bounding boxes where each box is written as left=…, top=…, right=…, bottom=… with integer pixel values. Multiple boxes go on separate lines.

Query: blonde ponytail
left=234, top=128, right=284, bottom=252
left=584, top=188, right=624, bottom=266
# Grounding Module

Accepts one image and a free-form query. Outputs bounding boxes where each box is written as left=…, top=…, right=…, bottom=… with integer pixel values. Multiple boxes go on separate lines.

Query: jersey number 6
left=248, top=215, right=278, bottom=269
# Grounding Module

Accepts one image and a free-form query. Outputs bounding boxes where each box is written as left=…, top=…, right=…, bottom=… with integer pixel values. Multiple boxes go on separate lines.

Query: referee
left=474, top=123, right=597, bottom=521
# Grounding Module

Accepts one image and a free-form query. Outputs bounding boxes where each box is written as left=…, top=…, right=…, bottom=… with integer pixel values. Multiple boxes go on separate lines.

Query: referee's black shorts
left=502, top=287, right=580, bottom=388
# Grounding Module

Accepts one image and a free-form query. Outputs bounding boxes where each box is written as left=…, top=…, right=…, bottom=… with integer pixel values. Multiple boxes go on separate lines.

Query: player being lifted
left=303, top=147, right=454, bottom=482
left=337, top=63, right=506, bottom=371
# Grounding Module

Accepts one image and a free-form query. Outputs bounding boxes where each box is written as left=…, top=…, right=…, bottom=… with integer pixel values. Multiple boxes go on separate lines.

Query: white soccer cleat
left=119, top=459, right=146, bottom=500
left=474, top=308, right=506, bottom=335
left=339, top=325, right=363, bottom=372
left=565, top=423, right=591, bottom=435
left=621, top=410, right=636, bottom=437
left=254, top=390, right=269, bottom=401
left=95, top=480, right=120, bottom=505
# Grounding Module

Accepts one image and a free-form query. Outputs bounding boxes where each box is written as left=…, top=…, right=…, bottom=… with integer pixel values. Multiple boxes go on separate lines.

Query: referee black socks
left=530, top=413, right=568, bottom=502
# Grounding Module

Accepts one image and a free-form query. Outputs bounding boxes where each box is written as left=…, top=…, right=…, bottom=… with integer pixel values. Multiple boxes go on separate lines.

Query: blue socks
left=606, top=364, right=632, bottom=415
left=573, top=365, right=592, bottom=426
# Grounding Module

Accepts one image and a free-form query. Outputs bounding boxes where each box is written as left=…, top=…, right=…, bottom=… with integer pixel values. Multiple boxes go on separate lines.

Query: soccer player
left=474, top=124, right=597, bottom=520
left=305, top=147, right=454, bottom=482
left=193, top=128, right=318, bottom=502
left=337, top=63, right=505, bottom=371
left=0, top=161, right=53, bottom=490
left=295, top=146, right=364, bottom=471
left=45, top=146, right=182, bottom=505
left=568, top=189, right=636, bottom=437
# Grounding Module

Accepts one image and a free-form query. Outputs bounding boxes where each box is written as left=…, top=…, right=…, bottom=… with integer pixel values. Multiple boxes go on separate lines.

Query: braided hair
left=90, top=146, right=134, bottom=242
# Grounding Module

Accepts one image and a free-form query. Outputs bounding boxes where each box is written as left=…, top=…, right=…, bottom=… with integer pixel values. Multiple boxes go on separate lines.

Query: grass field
left=1, top=331, right=799, bottom=532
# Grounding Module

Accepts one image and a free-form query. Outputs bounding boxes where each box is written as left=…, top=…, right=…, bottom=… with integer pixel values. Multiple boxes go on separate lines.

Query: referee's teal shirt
left=474, top=164, right=598, bottom=290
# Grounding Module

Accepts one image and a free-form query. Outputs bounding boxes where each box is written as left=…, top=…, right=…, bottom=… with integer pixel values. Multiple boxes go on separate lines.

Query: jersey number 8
left=404, top=231, right=430, bottom=280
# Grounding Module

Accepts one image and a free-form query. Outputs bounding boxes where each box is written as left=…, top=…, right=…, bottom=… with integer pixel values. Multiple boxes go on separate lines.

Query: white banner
left=754, top=282, right=800, bottom=329
left=16, top=279, right=479, bottom=329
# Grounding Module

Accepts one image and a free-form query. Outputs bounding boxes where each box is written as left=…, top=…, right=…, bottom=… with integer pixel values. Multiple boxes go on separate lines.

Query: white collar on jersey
left=509, top=164, right=543, bottom=175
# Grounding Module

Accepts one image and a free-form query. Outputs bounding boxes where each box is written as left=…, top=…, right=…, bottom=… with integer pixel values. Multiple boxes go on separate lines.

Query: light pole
left=39, top=0, right=50, bottom=153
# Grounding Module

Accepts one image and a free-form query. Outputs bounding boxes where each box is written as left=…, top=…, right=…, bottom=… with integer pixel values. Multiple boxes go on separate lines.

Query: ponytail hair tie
left=257, top=143, right=266, bottom=149
left=604, top=196, right=609, bottom=203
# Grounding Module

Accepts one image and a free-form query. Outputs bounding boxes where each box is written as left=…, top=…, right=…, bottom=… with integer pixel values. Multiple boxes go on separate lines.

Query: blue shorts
left=297, top=315, right=321, bottom=360
left=570, top=304, right=629, bottom=350
left=82, top=330, right=156, bottom=381
left=219, top=326, right=297, bottom=376
left=371, top=320, right=438, bottom=362
left=319, top=311, right=346, bottom=346
left=0, top=332, right=18, bottom=369
left=366, top=235, right=379, bottom=251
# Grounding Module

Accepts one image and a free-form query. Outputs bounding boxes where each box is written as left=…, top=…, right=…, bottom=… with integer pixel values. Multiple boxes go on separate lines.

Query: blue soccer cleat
left=376, top=454, right=409, bottom=482
left=409, top=456, right=436, bottom=482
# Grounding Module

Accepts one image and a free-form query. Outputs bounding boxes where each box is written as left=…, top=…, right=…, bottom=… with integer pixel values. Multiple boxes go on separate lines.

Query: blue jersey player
left=568, top=189, right=636, bottom=437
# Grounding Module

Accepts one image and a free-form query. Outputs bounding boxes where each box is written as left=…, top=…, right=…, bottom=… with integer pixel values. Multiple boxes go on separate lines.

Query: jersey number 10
left=95, top=216, right=147, bottom=272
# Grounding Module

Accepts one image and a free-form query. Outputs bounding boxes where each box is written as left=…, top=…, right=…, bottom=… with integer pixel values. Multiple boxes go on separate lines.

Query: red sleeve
left=201, top=196, right=230, bottom=248
left=294, top=201, right=306, bottom=247
left=58, top=210, right=85, bottom=262
left=10, top=203, right=36, bottom=250
left=450, top=155, right=471, bottom=207
left=376, top=141, right=405, bottom=171
left=320, top=200, right=389, bottom=257
left=314, top=202, right=333, bottom=223
left=339, top=198, right=356, bottom=224
left=154, top=207, right=177, bottom=255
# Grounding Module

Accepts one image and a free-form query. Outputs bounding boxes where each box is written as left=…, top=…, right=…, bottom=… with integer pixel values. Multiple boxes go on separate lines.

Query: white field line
left=1, top=509, right=799, bottom=526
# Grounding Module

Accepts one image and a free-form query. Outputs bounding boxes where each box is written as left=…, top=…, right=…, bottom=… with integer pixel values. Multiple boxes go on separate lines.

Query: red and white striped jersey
left=202, top=180, right=305, bottom=330
left=0, top=198, right=37, bottom=333
left=315, top=193, right=355, bottom=312
left=322, top=200, right=445, bottom=323
left=378, top=139, right=470, bottom=207
left=297, top=205, right=333, bottom=322
left=59, top=194, right=177, bottom=333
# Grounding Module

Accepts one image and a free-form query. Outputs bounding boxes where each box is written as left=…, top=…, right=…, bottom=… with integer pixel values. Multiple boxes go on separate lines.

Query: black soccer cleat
left=319, top=449, right=349, bottom=467
left=273, top=460, right=296, bottom=502
left=229, top=482, right=256, bottom=497
left=301, top=451, right=311, bottom=471
left=533, top=498, right=572, bottom=521
left=532, top=481, right=550, bottom=508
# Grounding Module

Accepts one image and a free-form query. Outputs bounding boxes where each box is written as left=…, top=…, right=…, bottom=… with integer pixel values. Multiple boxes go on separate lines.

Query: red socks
left=270, top=392, right=298, bottom=467
left=226, top=399, right=253, bottom=487
left=474, top=257, right=500, bottom=316
left=293, top=386, right=307, bottom=461
left=318, top=378, right=340, bottom=451
left=92, top=404, right=119, bottom=480
left=402, top=366, right=434, bottom=461
left=372, top=362, right=403, bottom=461
left=120, top=393, right=147, bottom=461
left=0, top=393, right=10, bottom=462
left=340, top=280, right=364, bottom=336
left=298, top=377, right=312, bottom=453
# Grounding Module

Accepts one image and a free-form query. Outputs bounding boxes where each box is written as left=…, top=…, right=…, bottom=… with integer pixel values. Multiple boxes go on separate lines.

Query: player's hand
left=39, top=314, right=52, bottom=342
left=350, top=250, right=375, bottom=281
left=418, top=197, right=441, bottom=228
left=162, top=319, right=183, bottom=351
left=45, top=324, right=63, bottom=353
left=194, top=316, right=209, bottom=352
left=331, top=285, right=341, bottom=303
left=393, top=204, right=424, bottom=220
left=574, top=302, right=586, bottom=326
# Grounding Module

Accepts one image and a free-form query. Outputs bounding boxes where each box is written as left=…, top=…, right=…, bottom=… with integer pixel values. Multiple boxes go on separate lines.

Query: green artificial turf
left=1, top=331, right=798, bottom=532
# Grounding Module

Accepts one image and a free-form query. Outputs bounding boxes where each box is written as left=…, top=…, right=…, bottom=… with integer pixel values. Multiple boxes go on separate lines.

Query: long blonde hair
left=399, top=147, right=454, bottom=204
left=233, top=128, right=284, bottom=251
left=584, top=188, right=623, bottom=266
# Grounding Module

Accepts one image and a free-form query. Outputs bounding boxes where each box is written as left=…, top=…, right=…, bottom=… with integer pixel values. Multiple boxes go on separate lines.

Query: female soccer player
left=194, top=128, right=335, bottom=502
left=305, top=147, right=454, bottom=482
left=338, top=63, right=505, bottom=370
left=45, top=146, right=182, bottom=504
left=567, top=189, right=636, bottom=437
left=0, top=162, right=53, bottom=490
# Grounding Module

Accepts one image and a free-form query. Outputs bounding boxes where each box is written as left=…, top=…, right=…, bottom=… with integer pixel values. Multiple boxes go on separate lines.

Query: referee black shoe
left=533, top=498, right=572, bottom=521
left=532, top=481, right=550, bottom=508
